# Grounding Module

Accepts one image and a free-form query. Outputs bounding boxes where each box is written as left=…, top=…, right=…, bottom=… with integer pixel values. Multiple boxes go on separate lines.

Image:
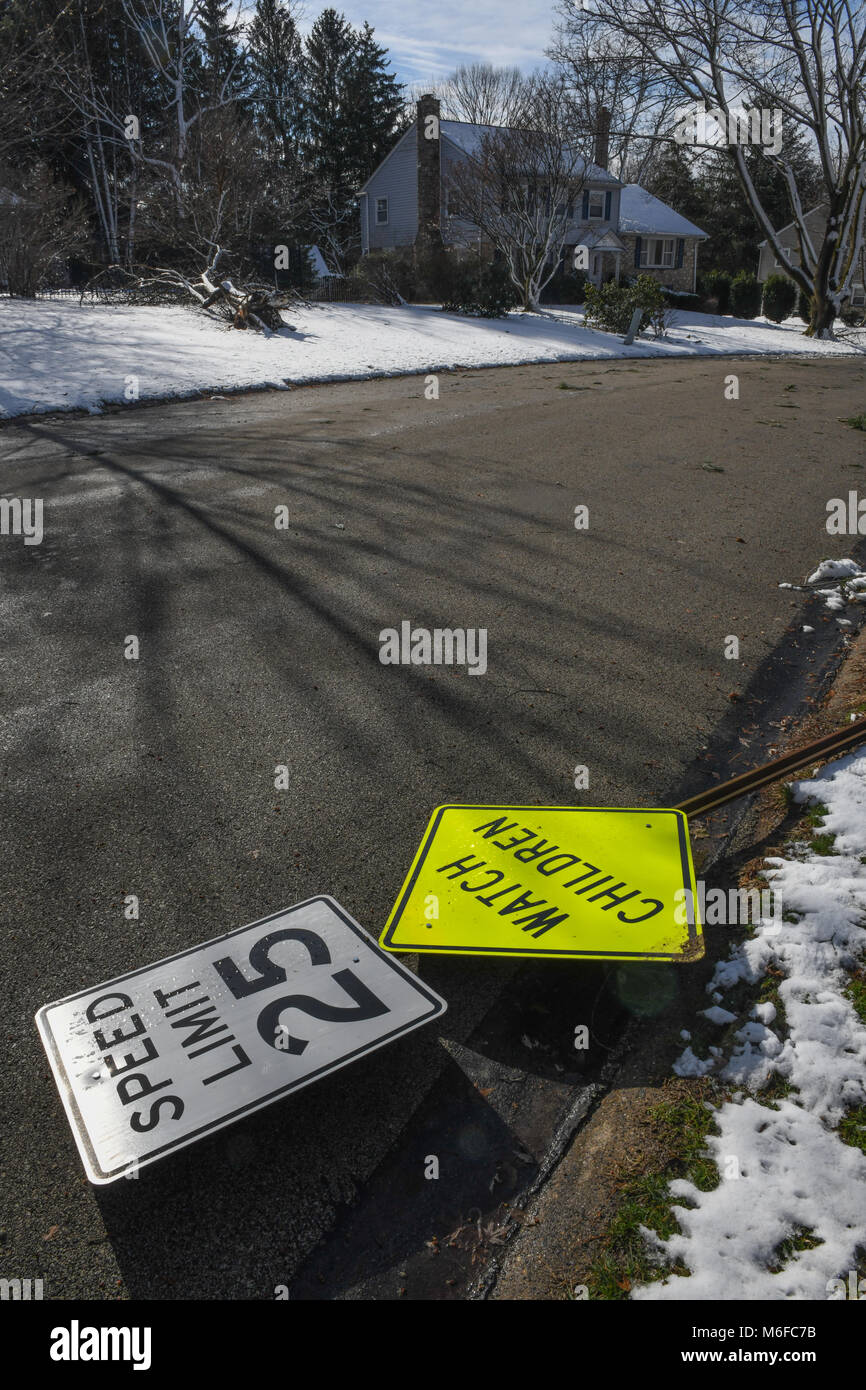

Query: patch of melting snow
left=633, top=748, right=866, bottom=1300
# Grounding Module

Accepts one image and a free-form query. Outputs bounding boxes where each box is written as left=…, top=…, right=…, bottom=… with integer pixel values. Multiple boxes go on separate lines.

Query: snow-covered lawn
left=1, top=297, right=865, bottom=419
left=634, top=751, right=866, bottom=1301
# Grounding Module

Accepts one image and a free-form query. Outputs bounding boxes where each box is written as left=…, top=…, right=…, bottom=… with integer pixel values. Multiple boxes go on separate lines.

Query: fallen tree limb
left=80, top=258, right=297, bottom=332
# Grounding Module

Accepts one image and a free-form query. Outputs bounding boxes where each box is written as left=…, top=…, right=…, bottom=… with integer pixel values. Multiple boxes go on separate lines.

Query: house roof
left=581, top=227, right=627, bottom=252
left=440, top=119, right=622, bottom=185
left=618, top=185, right=707, bottom=239
left=756, top=202, right=829, bottom=248
left=307, top=245, right=334, bottom=278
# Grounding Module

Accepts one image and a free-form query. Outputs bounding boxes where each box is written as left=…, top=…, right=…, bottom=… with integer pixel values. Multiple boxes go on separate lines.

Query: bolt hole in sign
left=35, top=897, right=446, bottom=1184
left=380, top=805, right=703, bottom=962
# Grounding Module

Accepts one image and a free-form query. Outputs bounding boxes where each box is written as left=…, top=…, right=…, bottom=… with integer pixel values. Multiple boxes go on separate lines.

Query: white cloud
left=295, top=1, right=556, bottom=85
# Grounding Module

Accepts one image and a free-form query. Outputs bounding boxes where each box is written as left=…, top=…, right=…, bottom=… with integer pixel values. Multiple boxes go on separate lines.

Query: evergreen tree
left=644, top=144, right=702, bottom=226
left=303, top=8, right=356, bottom=191
left=197, top=0, right=245, bottom=104
left=247, top=0, right=305, bottom=166
left=694, top=131, right=825, bottom=276
left=342, top=22, right=404, bottom=186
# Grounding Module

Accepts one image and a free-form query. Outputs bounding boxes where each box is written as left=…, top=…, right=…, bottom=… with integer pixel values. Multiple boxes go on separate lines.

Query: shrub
left=633, top=273, right=672, bottom=338
left=442, top=256, right=519, bottom=317
left=583, top=280, right=634, bottom=334
left=762, top=273, right=797, bottom=322
left=583, top=273, right=671, bottom=338
left=478, top=258, right=521, bottom=315
left=662, top=287, right=702, bottom=312
left=541, top=265, right=587, bottom=304
left=730, top=270, right=762, bottom=318
left=413, top=244, right=458, bottom=302
left=349, top=248, right=417, bottom=304
left=798, top=289, right=812, bottom=324
left=702, top=270, right=731, bottom=315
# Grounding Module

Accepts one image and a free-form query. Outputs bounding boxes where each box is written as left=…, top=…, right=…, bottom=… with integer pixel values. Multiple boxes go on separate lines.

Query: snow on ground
left=633, top=751, right=866, bottom=1301
left=780, top=556, right=866, bottom=613
left=1, top=297, right=865, bottom=419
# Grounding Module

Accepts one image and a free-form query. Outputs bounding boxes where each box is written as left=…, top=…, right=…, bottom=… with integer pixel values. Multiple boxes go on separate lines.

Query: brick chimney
left=593, top=106, right=611, bottom=171
left=415, top=94, right=442, bottom=249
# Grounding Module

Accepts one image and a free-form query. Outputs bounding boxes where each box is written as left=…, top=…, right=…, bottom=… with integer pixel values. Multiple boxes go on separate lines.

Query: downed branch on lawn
left=81, top=254, right=298, bottom=332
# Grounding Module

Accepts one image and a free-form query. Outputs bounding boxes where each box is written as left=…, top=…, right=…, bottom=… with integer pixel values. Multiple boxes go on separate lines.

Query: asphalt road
left=2, top=353, right=865, bottom=1299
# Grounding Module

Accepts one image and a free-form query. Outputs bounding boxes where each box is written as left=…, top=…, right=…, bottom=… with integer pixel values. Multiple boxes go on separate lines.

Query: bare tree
left=305, top=182, right=361, bottom=277
left=54, top=1, right=148, bottom=265
left=50, top=0, right=284, bottom=281
left=446, top=77, right=591, bottom=311
left=122, top=0, right=248, bottom=201
left=56, top=0, right=248, bottom=218
left=548, top=8, right=681, bottom=183
left=566, top=0, right=866, bottom=336
left=403, top=66, right=534, bottom=131
left=441, top=64, right=530, bottom=127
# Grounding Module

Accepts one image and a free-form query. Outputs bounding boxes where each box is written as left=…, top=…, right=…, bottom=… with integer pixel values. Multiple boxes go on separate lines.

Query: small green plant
left=585, top=1087, right=720, bottom=1298
left=761, top=1073, right=795, bottom=1105
left=845, top=971, right=865, bottom=1023
left=839, top=1105, right=866, bottom=1155
left=768, top=1227, right=823, bottom=1274
left=843, top=414, right=866, bottom=431
left=810, top=832, right=837, bottom=855
left=778, top=783, right=795, bottom=811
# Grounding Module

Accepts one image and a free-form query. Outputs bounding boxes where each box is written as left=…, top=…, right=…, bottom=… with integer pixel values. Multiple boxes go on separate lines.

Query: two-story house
left=359, top=97, right=708, bottom=294
left=757, top=202, right=866, bottom=309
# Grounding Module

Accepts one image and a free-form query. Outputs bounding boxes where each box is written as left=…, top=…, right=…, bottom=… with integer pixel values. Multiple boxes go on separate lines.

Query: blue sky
left=298, top=1, right=557, bottom=86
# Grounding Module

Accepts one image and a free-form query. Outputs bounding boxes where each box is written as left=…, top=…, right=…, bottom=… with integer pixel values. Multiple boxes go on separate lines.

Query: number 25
left=212, top=927, right=389, bottom=1055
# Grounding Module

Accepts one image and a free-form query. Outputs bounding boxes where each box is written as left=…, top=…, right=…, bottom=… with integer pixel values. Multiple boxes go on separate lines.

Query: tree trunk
left=805, top=289, right=836, bottom=338
left=804, top=211, right=842, bottom=338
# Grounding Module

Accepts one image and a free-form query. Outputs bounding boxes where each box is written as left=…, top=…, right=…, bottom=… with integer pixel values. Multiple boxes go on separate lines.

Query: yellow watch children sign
left=380, top=804, right=703, bottom=962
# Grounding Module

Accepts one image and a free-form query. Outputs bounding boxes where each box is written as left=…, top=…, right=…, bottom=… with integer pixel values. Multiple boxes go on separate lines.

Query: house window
left=852, top=285, right=866, bottom=307
left=587, top=190, right=604, bottom=219
left=641, top=238, right=675, bottom=268
left=375, top=197, right=389, bottom=225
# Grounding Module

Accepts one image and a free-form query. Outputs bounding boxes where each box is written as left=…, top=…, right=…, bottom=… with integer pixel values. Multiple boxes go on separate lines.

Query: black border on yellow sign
left=380, top=804, right=701, bottom=960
